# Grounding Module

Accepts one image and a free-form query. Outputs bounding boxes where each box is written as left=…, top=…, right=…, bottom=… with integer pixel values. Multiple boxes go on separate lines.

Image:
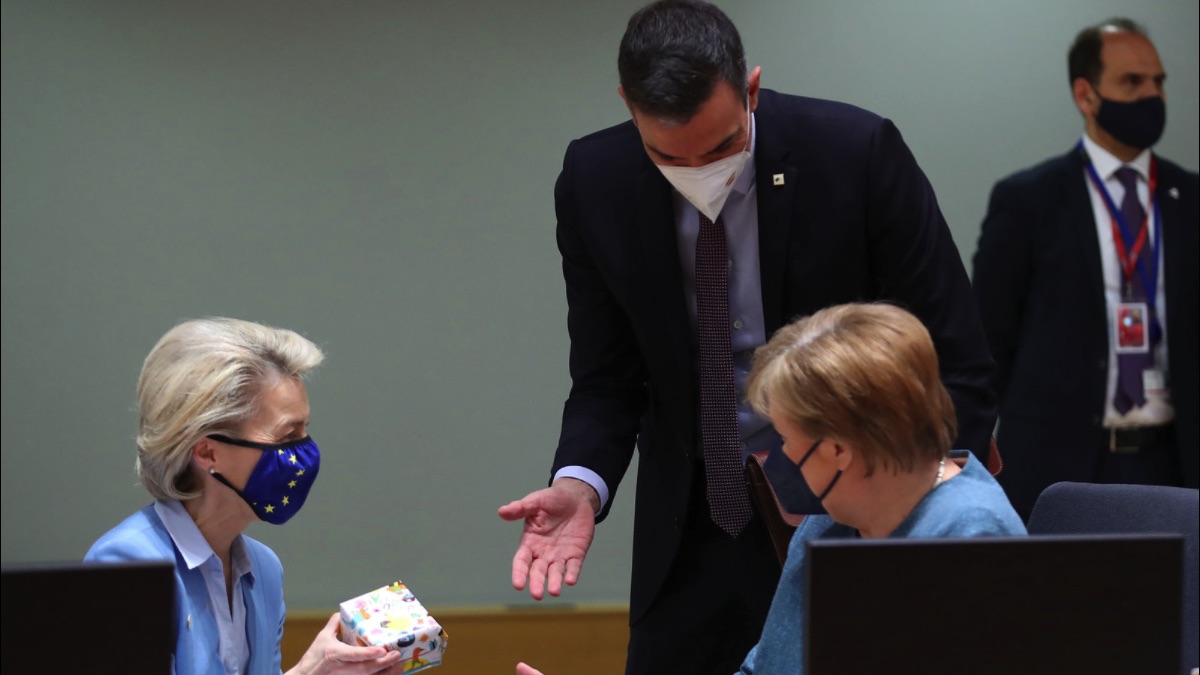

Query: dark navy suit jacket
left=973, top=146, right=1199, bottom=518
left=552, top=89, right=996, bottom=622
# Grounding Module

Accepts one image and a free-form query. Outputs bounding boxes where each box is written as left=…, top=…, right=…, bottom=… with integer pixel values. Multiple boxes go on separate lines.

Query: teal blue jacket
left=738, top=453, right=1026, bottom=674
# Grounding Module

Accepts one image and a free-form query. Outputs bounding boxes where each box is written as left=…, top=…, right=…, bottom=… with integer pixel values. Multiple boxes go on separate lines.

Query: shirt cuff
left=553, top=466, right=610, bottom=515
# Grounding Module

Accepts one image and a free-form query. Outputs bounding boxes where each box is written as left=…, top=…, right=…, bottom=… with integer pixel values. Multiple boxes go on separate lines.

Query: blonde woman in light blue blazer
left=87, top=318, right=405, bottom=675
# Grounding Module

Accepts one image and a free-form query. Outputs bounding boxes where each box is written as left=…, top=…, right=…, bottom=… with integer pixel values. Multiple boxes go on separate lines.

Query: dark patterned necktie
left=696, top=213, right=752, bottom=535
left=1113, top=166, right=1152, bottom=414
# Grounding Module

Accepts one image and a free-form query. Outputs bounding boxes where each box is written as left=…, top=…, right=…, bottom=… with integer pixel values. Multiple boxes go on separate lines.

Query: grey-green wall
left=3, top=1, right=1197, bottom=611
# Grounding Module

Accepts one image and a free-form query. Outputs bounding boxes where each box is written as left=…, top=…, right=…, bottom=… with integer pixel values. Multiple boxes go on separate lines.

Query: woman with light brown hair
left=516, top=303, right=1023, bottom=675
left=734, top=302, right=1025, bottom=674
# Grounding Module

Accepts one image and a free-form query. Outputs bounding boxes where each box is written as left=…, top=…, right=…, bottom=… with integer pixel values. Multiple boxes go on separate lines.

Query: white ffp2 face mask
left=655, top=106, right=751, bottom=221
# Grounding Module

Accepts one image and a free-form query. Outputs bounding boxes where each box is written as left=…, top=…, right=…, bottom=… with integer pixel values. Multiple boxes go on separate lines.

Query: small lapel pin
left=1168, top=187, right=1179, bottom=199
left=772, top=173, right=785, bottom=186
left=187, top=614, right=192, bottom=631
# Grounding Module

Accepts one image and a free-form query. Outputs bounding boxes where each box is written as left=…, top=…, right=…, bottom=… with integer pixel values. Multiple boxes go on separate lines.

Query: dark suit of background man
left=498, top=2, right=996, bottom=673
left=973, top=18, right=1198, bottom=521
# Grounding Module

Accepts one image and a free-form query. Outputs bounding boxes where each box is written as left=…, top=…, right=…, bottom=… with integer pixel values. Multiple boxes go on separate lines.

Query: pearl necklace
left=933, top=457, right=947, bottom=487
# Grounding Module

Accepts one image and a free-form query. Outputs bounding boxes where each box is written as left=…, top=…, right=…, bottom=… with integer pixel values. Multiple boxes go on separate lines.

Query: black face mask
left=763, top=438, right=841, bottom=516
left=1094, top=92, right=1166, bottom=150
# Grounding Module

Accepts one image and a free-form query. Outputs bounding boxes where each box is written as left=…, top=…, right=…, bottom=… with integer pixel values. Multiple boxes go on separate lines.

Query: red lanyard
left=1084, top=155, right=1158, bottom=291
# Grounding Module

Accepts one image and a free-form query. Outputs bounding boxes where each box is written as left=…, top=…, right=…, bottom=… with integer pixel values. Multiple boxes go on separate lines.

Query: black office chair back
left=1028, top=482, right=1199, bottom=674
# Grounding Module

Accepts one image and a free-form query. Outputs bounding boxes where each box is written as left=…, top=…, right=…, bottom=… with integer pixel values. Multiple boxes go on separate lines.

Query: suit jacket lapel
left=175, top=565, right=210, bottom=672
left=636, top=159, right=689, bottom=337
left=636, top=159, right=696, bottom=438
left=1066, top=146, right=1108, bottom=324
left=242, top=569, right=265, bottom=673
left=636, top=160, right=680, bottom=283
left=1155, top=157, right=1185, bottom=329
left=752, top=104, right=798, bottom=335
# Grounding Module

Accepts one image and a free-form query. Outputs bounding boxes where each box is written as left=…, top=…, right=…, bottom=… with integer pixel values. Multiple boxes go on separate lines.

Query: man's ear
left=618, top=86, right=639, bottom=126
left=1072, top=77, right=1098, bottom=117
left=747, top=66, right=762, bottom=112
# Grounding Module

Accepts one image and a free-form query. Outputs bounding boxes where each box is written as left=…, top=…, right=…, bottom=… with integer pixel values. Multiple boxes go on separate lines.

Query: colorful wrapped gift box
left=338, top=581, right=448, bottom=673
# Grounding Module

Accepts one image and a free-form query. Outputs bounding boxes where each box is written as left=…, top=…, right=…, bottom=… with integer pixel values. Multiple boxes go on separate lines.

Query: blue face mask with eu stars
left=206, top=434, right=321, bottom=525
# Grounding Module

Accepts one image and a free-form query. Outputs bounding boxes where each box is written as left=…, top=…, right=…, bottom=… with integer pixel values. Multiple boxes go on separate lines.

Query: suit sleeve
left=864, top=119, right=997, bottom=458
left=971, top=178, right=1034, bottom=407
left=552, top=141, right=646, bottom=522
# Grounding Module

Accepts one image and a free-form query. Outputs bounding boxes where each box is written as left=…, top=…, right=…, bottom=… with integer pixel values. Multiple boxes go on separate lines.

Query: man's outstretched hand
left=498, top=479, right=598, bottom=600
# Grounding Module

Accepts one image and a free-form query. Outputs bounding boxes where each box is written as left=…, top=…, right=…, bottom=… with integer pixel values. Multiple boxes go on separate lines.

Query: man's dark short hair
left=1068, top=17, right=1148, bottom=86
left=618, top=0, right=747, bottom=124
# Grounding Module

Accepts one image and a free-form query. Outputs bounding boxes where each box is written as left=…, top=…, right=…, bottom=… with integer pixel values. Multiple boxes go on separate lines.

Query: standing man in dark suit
left=499, top=2, right=996, bottom=673
left=973, top=18, right=1198, bottom=521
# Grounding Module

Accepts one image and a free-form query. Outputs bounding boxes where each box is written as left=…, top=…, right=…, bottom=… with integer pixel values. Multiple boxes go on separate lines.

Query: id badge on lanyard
left=1082, top=144, right=1162, bottom=354
left=1114, top=302, right=1150, bottom=354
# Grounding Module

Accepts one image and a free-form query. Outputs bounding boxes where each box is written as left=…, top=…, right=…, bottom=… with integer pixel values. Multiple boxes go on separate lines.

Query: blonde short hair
left=746, top=303, right=956, bottom=475
left=135, top=318, right=324, bottom=501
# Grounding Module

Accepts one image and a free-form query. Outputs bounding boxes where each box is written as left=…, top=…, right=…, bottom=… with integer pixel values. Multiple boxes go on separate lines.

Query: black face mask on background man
left=1095, top=91, right=1166, bottom=150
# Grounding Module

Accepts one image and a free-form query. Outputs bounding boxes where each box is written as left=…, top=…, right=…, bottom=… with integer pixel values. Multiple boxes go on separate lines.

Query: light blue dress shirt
left=156, top=500, right=254, bottom=675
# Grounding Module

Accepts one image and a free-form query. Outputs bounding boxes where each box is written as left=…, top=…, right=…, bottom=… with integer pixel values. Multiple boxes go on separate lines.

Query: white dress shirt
left=1080, top=134, right=1172, bottom=428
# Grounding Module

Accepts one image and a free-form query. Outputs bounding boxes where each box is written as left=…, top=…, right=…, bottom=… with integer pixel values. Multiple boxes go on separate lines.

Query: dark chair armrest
left=745, top=450, right=805, bottom=567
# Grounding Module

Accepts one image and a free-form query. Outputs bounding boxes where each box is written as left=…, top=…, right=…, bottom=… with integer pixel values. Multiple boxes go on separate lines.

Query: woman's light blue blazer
left=86, top=504, right=286, bottom=675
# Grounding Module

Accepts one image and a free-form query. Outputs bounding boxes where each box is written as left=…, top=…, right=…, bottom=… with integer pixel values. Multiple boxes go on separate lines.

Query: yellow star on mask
left=264, top=504, right=275, bottom=513
left=278, top=449, right=285, bottom=455
left=296, top=469, right=305, bottom=476
left=282, top=496, right=290, bottom=506
left=289, top=453, right=298, bottom=465
left=288, top=480, right=297, bottom=488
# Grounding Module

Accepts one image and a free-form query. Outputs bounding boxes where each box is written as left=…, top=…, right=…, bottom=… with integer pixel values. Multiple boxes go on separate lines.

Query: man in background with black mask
left=973, top=18, right=1198, bottom=522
